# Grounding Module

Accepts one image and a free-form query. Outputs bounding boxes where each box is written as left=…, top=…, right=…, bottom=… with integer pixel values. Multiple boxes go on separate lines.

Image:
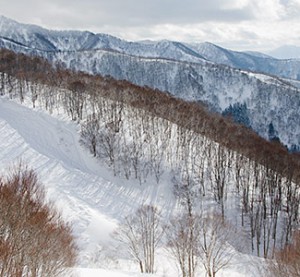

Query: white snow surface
left=0, top=96, right=263, bottom=276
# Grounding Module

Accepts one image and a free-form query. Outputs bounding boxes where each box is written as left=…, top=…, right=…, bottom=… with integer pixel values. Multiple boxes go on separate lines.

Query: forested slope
left=0, top=49, right=300, bottom=273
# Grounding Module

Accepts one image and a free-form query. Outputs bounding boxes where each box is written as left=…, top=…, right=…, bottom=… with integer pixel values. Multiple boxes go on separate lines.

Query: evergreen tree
left=268, top=122, right=281, bottom=143
left=222, top=103, right=251, bottom=128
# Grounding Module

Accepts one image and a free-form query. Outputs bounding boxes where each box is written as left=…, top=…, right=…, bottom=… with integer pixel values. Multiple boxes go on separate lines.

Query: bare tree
left=148, top=134, right=166, bottom=184
left=66, top=80, right=86, bottom=121
left=97, top=126, right=120, bottom=175
left=211, top=144, right=230, bottom=219
left=166, top=214, right=200, bottom=277
left=28, top=82, right=36, bottom=108
left=198, top=213, right=236, bottom=277
left=115, top=205, right=164, bottom=273
left=172, top=169, right=199, bottom=218
left=80, top=114, right=100, bottom=157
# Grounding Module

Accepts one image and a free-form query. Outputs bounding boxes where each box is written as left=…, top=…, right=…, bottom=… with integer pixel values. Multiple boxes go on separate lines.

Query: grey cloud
left=284, top=0, right=300, bottom=18
left=3, top=0, right=255, bottom=30
left=91, top=0, right=255, bottom=24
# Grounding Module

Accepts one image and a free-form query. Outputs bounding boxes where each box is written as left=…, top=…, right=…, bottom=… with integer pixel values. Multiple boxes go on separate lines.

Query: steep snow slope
left=0, top=97, right=175, bottom=276
left=0, top=96, right=264, bottom=276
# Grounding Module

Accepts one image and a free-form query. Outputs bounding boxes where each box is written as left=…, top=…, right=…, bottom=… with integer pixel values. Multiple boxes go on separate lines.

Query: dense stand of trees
left=0, top=163, right=77, bottom=276
left=1, top=49, right=300, bottom=274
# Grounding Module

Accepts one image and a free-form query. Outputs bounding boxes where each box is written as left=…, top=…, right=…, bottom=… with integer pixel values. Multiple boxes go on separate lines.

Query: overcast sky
left=1, top=0, right=300, bottom=52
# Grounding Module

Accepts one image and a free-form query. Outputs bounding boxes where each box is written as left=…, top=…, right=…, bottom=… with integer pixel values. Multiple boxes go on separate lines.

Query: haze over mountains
left=1, top=15, right=300, bottom=150
left=268, top=45, right=300, bottom=60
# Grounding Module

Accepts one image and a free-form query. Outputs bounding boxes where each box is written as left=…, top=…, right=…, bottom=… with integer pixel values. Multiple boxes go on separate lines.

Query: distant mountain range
left=268, top=45, right=300, bottom=60
left=0, top=15, right=300, bottom=150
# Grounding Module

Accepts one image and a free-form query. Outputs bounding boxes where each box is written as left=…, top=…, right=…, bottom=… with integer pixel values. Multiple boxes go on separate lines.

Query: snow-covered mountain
left=1, top=15, right=300, bottom=149
left=268, top=45, right=300, bottom=60
left=187, top=42, right=300, bottom=80
left=1, top=15, right=300, bottom=80
left=0, top=16, right=207, bottom=63
left=0, top=85, right=263, bottom=277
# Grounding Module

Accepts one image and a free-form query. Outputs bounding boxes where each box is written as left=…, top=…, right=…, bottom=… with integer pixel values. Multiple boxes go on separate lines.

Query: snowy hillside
left=0, top=96, right=166, bottom=276
left=2, top=45, right=300, bottom=275
left=0, top=95, right=265, bottom=277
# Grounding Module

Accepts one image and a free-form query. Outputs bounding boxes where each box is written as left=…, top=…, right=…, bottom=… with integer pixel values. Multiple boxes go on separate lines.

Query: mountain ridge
left=1, top=16, right=300, bottom=150
left=2, top=15, right=300, bottom=76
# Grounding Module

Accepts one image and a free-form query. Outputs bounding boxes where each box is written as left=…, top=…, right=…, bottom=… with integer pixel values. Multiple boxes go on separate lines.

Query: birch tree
left=116, top=205, right=163, bottom=273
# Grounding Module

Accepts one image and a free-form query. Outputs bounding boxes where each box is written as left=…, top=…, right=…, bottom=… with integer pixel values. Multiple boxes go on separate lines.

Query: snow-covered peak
left=0, top=15, right=124, bottom=52
left=186, top=42, right=232, bottom=65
